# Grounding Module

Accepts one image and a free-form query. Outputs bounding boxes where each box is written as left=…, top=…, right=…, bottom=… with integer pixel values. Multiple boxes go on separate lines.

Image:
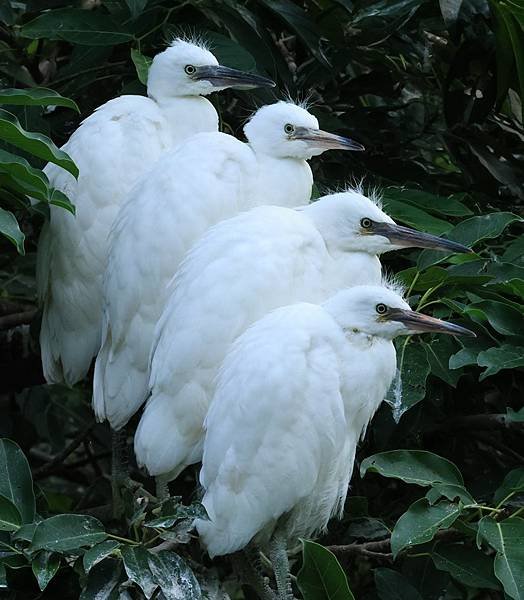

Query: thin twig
left=0, top=309, right=37, bottom=330
left=33, top=424, right=95, bottom=478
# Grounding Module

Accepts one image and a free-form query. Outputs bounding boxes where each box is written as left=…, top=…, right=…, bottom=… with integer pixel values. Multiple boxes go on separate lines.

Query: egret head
left=325, top=284, right=475, bottom=340
left=244, top=101, right=364, bottom=159
left=305, top=190, right=472, bottom=256
left=147, top=39, right=275, bottom=100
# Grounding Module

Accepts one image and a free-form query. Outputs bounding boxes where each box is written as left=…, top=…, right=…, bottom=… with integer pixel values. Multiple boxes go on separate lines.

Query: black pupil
left=186, top=65, right=194, bottom=73
left=286, top=125, right=293, bottom=133
left=377, top=304, right=386, bottom=314
left=362, top=219, right=371, bottom=228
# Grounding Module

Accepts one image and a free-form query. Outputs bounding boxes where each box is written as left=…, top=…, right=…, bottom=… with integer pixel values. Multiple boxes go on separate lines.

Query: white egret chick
left=196, top=285, right=474, bottom=598
left=134, top=190, right=471, bottom=480
left=93, top=103, right=364, bottom=434
left=37, top=38, right=274, bottom=386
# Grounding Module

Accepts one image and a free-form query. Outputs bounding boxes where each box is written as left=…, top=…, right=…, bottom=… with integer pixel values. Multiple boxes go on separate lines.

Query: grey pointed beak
left=385, top=308, right=476, bottom=337
left=293, top=126, right=365, bottom=152
left=193, top=65, right=275, bottom=90
left=371, top=222, right=473, bottom=254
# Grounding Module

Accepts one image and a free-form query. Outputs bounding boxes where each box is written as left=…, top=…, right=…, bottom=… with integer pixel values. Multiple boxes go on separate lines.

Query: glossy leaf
left=79, top=558, right=122, bottom=600
left=297, top=540, right=355, bottom=600
left=375, top=568, right=422, bottom=600
left=477, top=517, right=524, bottom=599
left=121, top=545, right=157, bottom=599
left=147, top=550, right=201, bottom=600
left=0, top=207, right=25, bottom=254
left=83, top=540, right=119, bottom=573
left=361, top=450, right=463, bottom=487
left=0, top=88, right=79, bottom=112
left=145, top=498, right=208, bottom=529
left=0, top=495, right=21, bottom=531
left=432, top=543, right=500, bottom=590
left=391, top=499, right=462, bottom=557
left=0, top=109, right=78, bottom=177
left=126, top=0, right=149, bottom=18
left=32, top=551, right=60, bottom=591
left=21, top=9, right=133, bottom=46
left=32, top=514, right=106, bottom=552
left=0, top=439, right=35, bottom=523
left=426, top=483, right=475, bottom=505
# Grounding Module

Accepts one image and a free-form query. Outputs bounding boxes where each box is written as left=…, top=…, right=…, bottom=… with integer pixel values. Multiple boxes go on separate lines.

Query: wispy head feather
left=166, top=30, right=211, bottom=52
left=381, top=270, right=406, bottom=299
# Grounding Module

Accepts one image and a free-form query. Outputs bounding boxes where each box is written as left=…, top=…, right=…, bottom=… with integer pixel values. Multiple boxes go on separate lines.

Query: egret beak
left=385, top=308, right=476, bottom=337
left=293, top=126, right=365, bottom=152
left=370, top=222, right=473, bottom=254
left=193, top=65, right=275, bottom=89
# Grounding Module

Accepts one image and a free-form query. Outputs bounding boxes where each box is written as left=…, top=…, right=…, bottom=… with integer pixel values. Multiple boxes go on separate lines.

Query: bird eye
left=360, top=218, right=372, bottom=229
left=376, top=303, right=388, bottom=315
left=284, top=123, right=295, bottom=135
left=184, top=65, right=196, bottom=75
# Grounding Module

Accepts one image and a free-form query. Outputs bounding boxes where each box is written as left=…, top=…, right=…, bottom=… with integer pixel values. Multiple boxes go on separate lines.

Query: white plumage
left=135, top=189, right=470, bottom=478
left=196, top=284, right=473, bottom=557
left=37, top=39, right=273, bottom=385
left=94, top=102, right=361, bottom=430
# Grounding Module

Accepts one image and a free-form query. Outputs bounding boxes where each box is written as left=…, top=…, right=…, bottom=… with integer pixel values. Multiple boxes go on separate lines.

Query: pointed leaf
left=426, top=483, right=475, bottom=505
left=0, top=109, right=78, bottom=177
left=0, top=208, right=24, bottom=254
left=146, top=498, right=208, bottom=529
left=32, top=551, right=60, bottom=591
left=361, top=450, right=463, bottom=487
left=432, top=543, right=500, bottom=590
left=131, top=49, right=152, bottom=85
left=477, top=517, right=524, bottom=600
left=0, top=495, right=21, bottom=531
left=0, top=439, right=35, bottom=523
left=391, top=499, right=462, bottom=557
left=477, top=345, right=524, bottom=380
left=0, top=148, right=51, bottom=200
left=147, top=550, right=201, bottom=600
left=20, top=9, right=133, bottom=46
left=83, top=540, right=120, bottom=573
left=121, top=545, right=157, bottom=598
left=32, top=514, right=106, bottom=552
left=297, top=540, right=355, bottom=600
left=0, top=88, right=79, bottom=112
left=80, top=558, right=122, bottom=600
left=494, top=468, right=524, bottom=505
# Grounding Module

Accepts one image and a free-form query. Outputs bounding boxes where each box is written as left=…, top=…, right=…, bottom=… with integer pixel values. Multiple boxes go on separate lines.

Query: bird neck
left=150, top=95, right=219, bottom=142
left=252, top=154, right=313, bottom=208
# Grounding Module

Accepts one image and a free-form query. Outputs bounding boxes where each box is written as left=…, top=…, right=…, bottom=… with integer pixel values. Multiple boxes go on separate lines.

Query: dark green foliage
left=0, top=0, right=522, bottom=598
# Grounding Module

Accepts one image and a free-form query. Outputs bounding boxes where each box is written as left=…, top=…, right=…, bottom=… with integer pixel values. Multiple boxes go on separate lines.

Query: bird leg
left=111, top=428, right=129, bottom=518
left=270, top=530, right=295, bottom=600
left=231, top=550, right=276, bottom=600
left=155, top=474, right=170, bottom=502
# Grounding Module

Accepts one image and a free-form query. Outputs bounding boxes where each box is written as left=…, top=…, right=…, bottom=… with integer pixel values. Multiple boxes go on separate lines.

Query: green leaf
left=49, top=188, right=76, bottom=215
left=0, top=109, right=78, bottom=177
left=507, top=407, right=524, bottom=422
left=32, top=551, right=60, bottom=591
left=494, top=468, right=524, bottom=504
left=382, top=187, right=473, bottom=217
left=147, top=550, right=201, bottom=599
left=490, top=0, right=516, bottom=104
left=466, top=300, right=524, bottom=337
left=0, top=207, right=25, bottom=254
left=477, top=345, right=524, bottom=380
left=432, top=543, right=500, bottom=590
left=418, top=213, right=522, bottom=270
left=206, top=32, right=257, bottom=72
left=0, top=88, right=79, bottom=112
left=499, top=3, right=524, bottom=122
left=131, top=49, right=152, bottom=85
left=0, top=439, right=35, bottom=523
left=374, top=568, right=422, bottom=600
left=297, top=540, right=355, bottom=600
left=259, top=0, right=328, bottom=65
left=83, top=540, right=119, bottom=573
left=477, top=517, right=524, bottom=600
left=12, top=521, right=38, bottom=543
left=125, top=0, right=149, bottom=18
left=145, top=498, right=208, bottom=529
left=361, top=450, right=463, bottom=487
left=20, top=9, right=134, bottom=46
left=121, top=545, right=157, bottom=598
left=423, top=337, right=462, bottom=387
left=32, top=514, right=106, bottom=552
left=381, top=197, right=453, bottom=235
left=0, top=148, right=52, bottom=200
left=426, top=483, right=475, bottom=505
left=80, top=558, right=122, bottom=600
left=391, top=499, right=462, bottom=557
left=386, top=344, right=430, bottom=421
left=0, top=495, right=21, bottom=531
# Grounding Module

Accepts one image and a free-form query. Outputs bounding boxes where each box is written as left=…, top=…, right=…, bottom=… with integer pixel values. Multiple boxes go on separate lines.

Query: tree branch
left=0, top=309, right=37, bottom=330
